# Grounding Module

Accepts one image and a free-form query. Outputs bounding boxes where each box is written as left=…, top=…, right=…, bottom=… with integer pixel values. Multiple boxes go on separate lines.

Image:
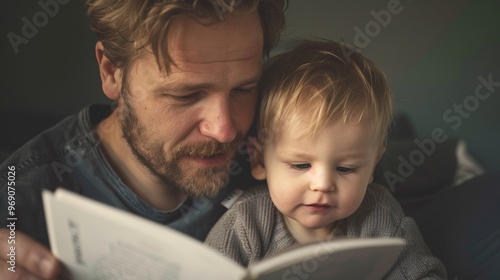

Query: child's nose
left=310, top=170, right=335, bottom=192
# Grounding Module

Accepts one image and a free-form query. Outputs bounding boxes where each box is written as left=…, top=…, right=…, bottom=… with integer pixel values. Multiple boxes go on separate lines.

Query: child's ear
left=369, top=146, right=386, bottom=184
left=247, top=136, right=266, bottom=180
left=376, top=146, right=386, bottom=163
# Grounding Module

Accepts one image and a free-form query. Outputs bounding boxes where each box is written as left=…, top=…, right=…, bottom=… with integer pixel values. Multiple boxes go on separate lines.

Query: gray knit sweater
left=205, top=184, right=446, bottom=279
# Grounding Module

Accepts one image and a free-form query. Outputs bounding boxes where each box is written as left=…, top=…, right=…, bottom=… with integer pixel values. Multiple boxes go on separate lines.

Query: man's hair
left=86, top=0, right=287, bottom=73
left=258, top=40, right=394, bottom=147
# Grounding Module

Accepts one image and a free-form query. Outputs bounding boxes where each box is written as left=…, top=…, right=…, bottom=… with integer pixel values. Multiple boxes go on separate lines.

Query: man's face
left=118, top=11, right=263, bottom=197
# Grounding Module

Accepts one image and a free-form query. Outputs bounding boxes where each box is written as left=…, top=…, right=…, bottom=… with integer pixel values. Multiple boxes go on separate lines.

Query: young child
left=205, top=40, right=446, bottom=279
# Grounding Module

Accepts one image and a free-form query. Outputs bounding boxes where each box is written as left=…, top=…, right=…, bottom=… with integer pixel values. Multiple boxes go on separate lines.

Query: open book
left=42, top=188, right=405, bottom=280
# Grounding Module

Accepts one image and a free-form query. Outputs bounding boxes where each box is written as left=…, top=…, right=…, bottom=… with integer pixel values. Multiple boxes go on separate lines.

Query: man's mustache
left=171, top=133, right=243, bottom=158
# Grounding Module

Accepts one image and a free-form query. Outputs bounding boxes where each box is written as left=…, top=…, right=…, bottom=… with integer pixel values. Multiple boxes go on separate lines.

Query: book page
left=42, top=189, right=246, bottom=280
left=248, top=238, right=405, bottom=280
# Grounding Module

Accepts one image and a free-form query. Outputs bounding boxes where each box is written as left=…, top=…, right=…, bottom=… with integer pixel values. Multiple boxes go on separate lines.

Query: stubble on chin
left=174, top=160, right=231, bottom=197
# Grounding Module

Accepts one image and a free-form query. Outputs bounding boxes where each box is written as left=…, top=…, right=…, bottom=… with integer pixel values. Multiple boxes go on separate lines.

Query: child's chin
left=300, top=219, right=336, bottom=231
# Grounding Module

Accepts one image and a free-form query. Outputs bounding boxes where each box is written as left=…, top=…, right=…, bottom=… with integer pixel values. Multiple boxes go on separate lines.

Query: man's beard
left=118, top=96, right=243, bottom=197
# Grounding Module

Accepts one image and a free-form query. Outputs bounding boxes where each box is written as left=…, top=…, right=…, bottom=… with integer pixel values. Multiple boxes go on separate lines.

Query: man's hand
left=0, top=229, right=62, bottom=279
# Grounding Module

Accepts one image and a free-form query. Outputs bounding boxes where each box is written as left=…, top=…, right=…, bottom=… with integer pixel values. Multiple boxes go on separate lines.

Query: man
left=0, top=0, right=287, bottom=279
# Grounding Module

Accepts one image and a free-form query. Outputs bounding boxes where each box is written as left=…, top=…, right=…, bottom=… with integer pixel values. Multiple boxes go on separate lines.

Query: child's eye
left=289, top=163, right=311, bottom=170
left=336, top=166, right=356, bottom=174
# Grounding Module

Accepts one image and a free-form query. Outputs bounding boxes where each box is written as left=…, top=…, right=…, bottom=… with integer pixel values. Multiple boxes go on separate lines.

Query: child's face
left=254, top=119, right=382, bottom=239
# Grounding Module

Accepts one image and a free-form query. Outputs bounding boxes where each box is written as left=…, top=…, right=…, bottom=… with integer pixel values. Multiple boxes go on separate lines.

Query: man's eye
left=171, top=92, right=202, bottom=103
left=336, top=166, right=356, bottom=174
left=290, top=163, right=311, bottom=170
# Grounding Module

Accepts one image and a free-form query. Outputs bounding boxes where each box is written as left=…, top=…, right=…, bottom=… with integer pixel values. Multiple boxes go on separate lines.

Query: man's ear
left=96, top=41, right=121, bottom=100
left=247, top=136, right=266, bottom=180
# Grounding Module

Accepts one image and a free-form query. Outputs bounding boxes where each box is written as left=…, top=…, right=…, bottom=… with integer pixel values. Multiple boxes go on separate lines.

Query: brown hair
left=258, top=40, right=394, bottom=147
left=86, top=0, right=287, bottom=74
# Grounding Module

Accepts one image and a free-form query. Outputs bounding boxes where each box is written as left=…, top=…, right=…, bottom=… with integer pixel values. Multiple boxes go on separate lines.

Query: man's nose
left=199, top=96, right=237, bottom=143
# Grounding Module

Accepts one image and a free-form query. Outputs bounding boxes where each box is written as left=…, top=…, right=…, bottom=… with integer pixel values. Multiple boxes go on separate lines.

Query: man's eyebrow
left=153, top=83, right=214, bottom=93
left=238, top=78, right=260, bottom=87
left=153, top=77, right=260, bottom=93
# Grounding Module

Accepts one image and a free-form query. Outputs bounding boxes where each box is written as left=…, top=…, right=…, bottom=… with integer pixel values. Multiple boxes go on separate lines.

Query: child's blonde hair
left=257, top=40, right=394, bottom=147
